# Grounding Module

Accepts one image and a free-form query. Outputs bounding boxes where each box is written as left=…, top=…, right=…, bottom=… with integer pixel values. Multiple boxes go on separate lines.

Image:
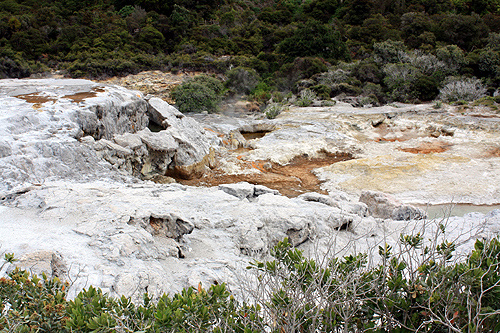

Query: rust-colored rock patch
left=483, top=146, right=500, bottom=158
left=63, top=87, right=105, bottom=103
left=15, top=87, right=106, bottom=107
left=173, top=151, right=353, bottom=197
left=399, top=141, right=452, bottom=154
left=14, top=93, right=56, bottom=109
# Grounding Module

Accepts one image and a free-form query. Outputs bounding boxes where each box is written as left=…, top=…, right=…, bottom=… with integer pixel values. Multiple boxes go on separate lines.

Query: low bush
left=2, top=228, right=500, bottom=332
left=264, top=103, right=286, bottom=119
left=439, top=77, right=487, bottom=102
left=330, top=83, right=362, bottom=97
left=171, top=75, right=224, bottom=113
left=225, top=66, right=260, bottom=94
left=310, top=84, right=331, bottom=100
left=412, top=74, right=440, bottom=101
left=295, top=88, right=316, bottom=107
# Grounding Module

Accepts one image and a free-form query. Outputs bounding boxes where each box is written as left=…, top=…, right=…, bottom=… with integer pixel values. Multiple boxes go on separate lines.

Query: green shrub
left=362, top=82, right=385, bottom=102
left=439, top=76, right=487, bottom=102
left=277, top=20, right=350, bottom=62
left=436, top=44, right=468, bottom=75
left=352, top=61, right=382, bottom=83
left=247, top=233, right=500, bottom=332
left=330, top=83, right=362, bottom=97
left=373, top=40, right=407, bottom=65
left=383, top=63, right=420, bottom=102
left=295, top=88, right=316, bottom=106
left=264, top=103, right=286, bottom=119
left=225, top=66, right=260, bottom=94
left=311, top=84, right=331, bottom=100
left=0, top=267, right=69, bottom=332
left=412, top=74, right=440, bottom=101
left=171, top=75, right=224, bottom=113
left=278, top=57, right=329, bottom=90
left=250, top=81, right=273, bottom=103
left=191, top=75, right=225, bottom=95
left=2, top=231, right=500, bottom=332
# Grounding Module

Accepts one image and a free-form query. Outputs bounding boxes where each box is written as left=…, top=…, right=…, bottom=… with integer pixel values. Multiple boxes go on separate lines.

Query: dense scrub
left=2, top=229, right=500, bottom=332
left=0, top=0, right=499, bottom=103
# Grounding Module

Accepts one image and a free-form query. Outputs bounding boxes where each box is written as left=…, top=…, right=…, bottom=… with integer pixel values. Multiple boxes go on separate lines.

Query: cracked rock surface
left=1, top=78, right=500, bottom=302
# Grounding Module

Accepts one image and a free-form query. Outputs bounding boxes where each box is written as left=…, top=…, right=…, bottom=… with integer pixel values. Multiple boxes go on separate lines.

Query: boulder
left=129, top=212, right=195, bottom=241
left=359, top=190, right=427, bottom=220
left=298, top=192, right=368, bottom=217
left=138, top=128, right=179, bottom=152
left=147, top=97, right=185, bottom=128
left=392, top=204, right=427, bottom=221
left=219, top=182, right=280, bottom=201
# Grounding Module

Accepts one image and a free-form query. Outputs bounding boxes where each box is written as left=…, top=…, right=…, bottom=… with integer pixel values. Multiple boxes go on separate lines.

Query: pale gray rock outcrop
left=0, top=180, right=367, bottom=299
left=2, top=78, right=499, bottom=305
left=92, top=97, right=219, bottom=179
left=218, top=182, right=280, bottom=200
left=298, top=192, right=368, bottom=217
left=2, top=180, right=496, bottom=302
left=0, top=79, right=219, bottom=193
left=360, top=190, right=427, bottom=220
left=0, top=79, right=146, bottom=193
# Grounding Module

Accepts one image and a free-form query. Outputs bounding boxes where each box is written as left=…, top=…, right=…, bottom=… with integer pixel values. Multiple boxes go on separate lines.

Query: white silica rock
left=1, top=78, right=500, bottom=303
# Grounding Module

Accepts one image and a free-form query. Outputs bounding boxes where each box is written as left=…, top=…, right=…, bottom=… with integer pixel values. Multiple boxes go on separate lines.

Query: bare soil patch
left=399, top=141, right=452, bottom=154
left=172, top=151, right=353, bottom=197
left=483, top=146, right=500, bottom=158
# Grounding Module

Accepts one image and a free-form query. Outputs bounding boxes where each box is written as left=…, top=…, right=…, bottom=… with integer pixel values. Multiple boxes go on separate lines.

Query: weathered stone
left=113, top=133, right=143, bottom=150
left=360, top=190, right=401, bottom=219
left=129, top=212, right=194, bottom=241
left=219, top=182, right=255, bottom=200
left=360, top=190, right=426, bottom=220
left=392, top=204, right=427, bottom=220
left=138, top=128, right=179, bottom=152
left=298, top=192, right=368, bottom=217
left=94, top=139, right=133, bottom=157
left=0, top=141, right=12, bottom=158
left=219, top=182, right=279, bottom=200
left=147, top=97, right=184, bottom=128
left=51, top=252, right=68, bottom=279
left=371, top=116, right=385, bottom=127
left=1, top=77, right=499, bottom=304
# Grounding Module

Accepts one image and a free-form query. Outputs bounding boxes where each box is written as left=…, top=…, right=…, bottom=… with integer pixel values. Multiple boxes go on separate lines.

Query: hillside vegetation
left=1, top=0, right=500, bottom=103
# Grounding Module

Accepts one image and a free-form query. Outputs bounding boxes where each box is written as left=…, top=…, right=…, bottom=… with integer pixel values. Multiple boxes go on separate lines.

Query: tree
left=277, top=20, right=350, bottom=62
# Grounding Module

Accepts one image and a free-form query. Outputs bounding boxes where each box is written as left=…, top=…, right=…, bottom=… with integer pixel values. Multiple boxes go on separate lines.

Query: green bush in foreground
left=1, top=232, right=500, bottom=332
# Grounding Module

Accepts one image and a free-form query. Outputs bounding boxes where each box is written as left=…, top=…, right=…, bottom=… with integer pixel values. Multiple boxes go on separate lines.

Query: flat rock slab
left=1, top=180, right=498, bottom=301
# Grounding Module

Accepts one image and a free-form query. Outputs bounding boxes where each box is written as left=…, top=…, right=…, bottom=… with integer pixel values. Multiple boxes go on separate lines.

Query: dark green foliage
left=171, top=75, right=224, bottom=113
left=412, top=74, right=439, bottom=101
left=277, top=20, right=350, bottom=62
left=373, top=39, right=407, bottom=65
left=352, top=60, right=382, bottom=83
left=0, top=267, right=69, bottom=332
left=330, top=83, right=362, bottom=97
left=248, top=235, right=500, bottom=332
left=339, top=0, right=372, bottom=25
left=0, top=0, right=497, bottom=102
left=362, top=82, right=385, bottom=103
left=225, top=66, right=260, bottom=94
left=278, top=57, right=329, bottom=90
left=0, top=56, right=31, bottom=78
left=433, top=13, right=489, bottom=51
left=311, top=84, right=331, bottom=99
left=302, top=0, right=341, bottom=23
